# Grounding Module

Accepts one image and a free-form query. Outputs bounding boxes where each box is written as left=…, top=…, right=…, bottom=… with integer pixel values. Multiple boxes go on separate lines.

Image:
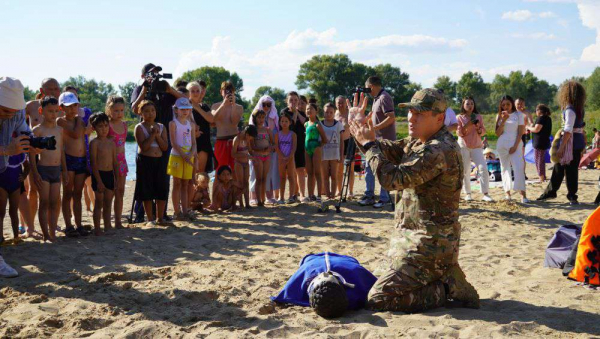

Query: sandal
left=76, top=227, right=90, bottom=237
left=65, top=227, right=80, bottom=238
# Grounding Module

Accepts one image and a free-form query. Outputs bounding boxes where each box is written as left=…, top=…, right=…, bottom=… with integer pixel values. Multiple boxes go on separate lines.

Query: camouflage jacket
left=366, top=126, right=463, bottom=267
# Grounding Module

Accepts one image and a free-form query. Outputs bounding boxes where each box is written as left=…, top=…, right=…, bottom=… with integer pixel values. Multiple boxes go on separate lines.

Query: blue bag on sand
left=271, top=252, right=377, bottom=310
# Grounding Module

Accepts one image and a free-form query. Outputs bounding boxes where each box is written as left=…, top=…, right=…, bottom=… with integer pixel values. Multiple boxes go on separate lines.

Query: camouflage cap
left=398, top=88, right=447, bottom=114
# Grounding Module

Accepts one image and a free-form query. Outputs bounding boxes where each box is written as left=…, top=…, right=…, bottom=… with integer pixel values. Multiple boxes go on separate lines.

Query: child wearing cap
left=57, top=92, right=90, bottom=237
left=105, top=96, right=128, bottom=229
left=30, top=96, right=67, bottom=242
left=168, top=97, right=197, bottom=220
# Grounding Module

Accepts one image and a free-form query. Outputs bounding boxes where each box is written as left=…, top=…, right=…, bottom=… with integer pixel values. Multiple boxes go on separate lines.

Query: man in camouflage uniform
left=350, top=88, right=479, bottom=313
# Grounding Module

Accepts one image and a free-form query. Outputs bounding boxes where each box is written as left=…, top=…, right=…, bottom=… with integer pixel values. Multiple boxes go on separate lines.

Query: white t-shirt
left=444, top=108, right=458, bottom=127
left=321, top=120, right=344, bottom=161
left=498, top=111, right=524, bottom=146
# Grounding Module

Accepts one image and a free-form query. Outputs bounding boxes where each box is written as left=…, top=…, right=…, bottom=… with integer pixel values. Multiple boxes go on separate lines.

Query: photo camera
left=21, top=132, right=56, bottom=150
left=144, top=66, right=173, bottom=94
left=354, top=87, right=372, bottom=94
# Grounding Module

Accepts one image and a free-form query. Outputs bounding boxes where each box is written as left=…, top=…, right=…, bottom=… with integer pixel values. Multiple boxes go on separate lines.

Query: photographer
left=358, top=76, right=395, bottom=209
left=350, top=88, right=478, bottom=313
left=0, top=77, right=31, bottom=278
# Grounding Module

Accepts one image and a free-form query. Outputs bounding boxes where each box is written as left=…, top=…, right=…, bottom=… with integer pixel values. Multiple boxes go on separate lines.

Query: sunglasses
left=263, top=103, right=272, bottom=108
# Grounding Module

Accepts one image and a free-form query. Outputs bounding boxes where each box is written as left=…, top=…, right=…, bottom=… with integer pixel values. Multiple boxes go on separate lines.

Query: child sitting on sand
left=210, top=166, right=242, bottom=213
left=190, top=172, right=211, bottom=213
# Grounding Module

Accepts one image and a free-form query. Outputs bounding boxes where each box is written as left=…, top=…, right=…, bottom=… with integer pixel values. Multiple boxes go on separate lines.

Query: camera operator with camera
left=0, top=77, right=31, bottom=278
left=349, top=88, right=479, bottom=313
left=357, top=76, right=396, bottom=209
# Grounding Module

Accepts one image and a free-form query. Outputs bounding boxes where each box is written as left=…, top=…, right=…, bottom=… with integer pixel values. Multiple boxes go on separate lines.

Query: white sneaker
left=464, top=194, right=472, bottom=201
left=521, top=197, right=531, bottom=204
left=482, top=195, right=494, bottom=202
left=0, top=256, right=18, bottom=278
left=301, top=197, right=310, bottom=203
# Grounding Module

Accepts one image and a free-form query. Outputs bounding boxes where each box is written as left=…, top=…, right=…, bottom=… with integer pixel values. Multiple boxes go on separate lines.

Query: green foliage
left=585, top=67, right=600, bottom=111
left=434, top=75, right=458, bottom=108
left=296, top=54, right=369, bottom=105
left=119, top=82, right=137, bottom=118
left=61, top=76, right=117, bottom=113
left=370, top=63, right=416, bottom=105
left=456, top=71, right=491, bottom=112
left=23, top=86, right=36, bottom=102
left=489, top=71, right=557, bottom=111
left=176, top=66, right=245, bottom=108
left=250, top=86, right=287, bottom=113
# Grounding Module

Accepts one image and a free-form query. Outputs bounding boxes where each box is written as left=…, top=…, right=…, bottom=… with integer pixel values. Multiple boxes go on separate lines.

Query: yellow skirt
left=167, top=154, right=194, bottom=180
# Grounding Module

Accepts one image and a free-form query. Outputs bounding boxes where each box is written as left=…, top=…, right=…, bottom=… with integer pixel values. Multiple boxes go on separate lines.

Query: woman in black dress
left=187, top=81, right=214, bottom=173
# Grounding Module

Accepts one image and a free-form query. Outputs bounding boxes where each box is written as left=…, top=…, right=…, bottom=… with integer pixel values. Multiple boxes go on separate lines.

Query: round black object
left=309, top=280, right=349, bottom=318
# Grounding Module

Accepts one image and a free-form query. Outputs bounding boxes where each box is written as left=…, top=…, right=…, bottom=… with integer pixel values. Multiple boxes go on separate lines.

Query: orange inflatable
left=568, top=206, right=600, bottom=285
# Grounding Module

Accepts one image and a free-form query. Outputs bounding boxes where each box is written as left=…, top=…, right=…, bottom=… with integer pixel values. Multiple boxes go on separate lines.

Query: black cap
left=142, top=63, right=156, bottom=76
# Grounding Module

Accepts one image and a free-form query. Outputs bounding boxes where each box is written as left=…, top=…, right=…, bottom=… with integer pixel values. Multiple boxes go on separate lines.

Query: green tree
left=489, top=71, right=557, bottom=111
left=61, top=76, right=116, bottom=113
left=296, top=54, right=371, bottom=104
left=370, top=63, right=415, bottom=105
left=119, top=82, right=137, bottom=118
left=23, top=86, right=36, bottom=102
left=585, top=67, right=600, bottom=111
left=456, top=71, right=490, bottom=112
left=433, top=75, right=458, bottom=108
left=176, top=66, right=245, bottom=108
left=250, top=86, right=287, bottom=113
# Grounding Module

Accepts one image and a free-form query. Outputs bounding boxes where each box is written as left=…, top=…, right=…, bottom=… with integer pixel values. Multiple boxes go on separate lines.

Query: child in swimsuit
left=30, top=96, right=67, bottom=242
left=250, top=110, right=274, bottom=207
left=275, top=113, right=297, bottom=204
left=321, top=103, right=345, bottom=199
left=89, top=112, right=118, bottom=236
left=232, top=125, right=257, bottom=208
left=57, top=92, right=90, bottom=237
left=191, top=172, right=211, bottom=213
left=304, top=103, right=327, bottom=203
left=210, top=165, right=242, bottom=213
left=106, top=96, right=128, bottom=229
left=0, top=154, right=28, bottom=245
left=168, top=98, right=197, bottom=221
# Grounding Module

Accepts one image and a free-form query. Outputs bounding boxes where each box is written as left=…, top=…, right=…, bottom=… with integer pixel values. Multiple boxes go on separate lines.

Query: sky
left=1, top=0, right=599, bottom=100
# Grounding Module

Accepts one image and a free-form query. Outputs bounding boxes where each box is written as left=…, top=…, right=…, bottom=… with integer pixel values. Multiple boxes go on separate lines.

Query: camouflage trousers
left=366, top=262, right=448, bottom=313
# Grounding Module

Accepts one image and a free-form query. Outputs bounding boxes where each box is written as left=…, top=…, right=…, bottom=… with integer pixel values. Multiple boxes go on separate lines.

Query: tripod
left=335, top=138, right=358, bottom=213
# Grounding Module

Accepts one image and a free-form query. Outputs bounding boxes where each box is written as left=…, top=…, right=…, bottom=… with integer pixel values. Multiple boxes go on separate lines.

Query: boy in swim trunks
left=30, top=96, right=67, bottom=242
left=57, top=92, right=90, bottom=237
left=0, top=154, right=29, bottom=245
left=89, top=113, right=118, bottom=236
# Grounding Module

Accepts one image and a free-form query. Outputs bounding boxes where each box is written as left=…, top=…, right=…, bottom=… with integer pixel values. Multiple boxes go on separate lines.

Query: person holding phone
left=211, top=81, right=243, bottom=171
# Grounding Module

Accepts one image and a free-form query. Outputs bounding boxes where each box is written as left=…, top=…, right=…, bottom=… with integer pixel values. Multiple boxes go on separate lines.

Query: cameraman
left=0, top=77, right=31, bottom=278
left=358, top=76, right=396, bottom=209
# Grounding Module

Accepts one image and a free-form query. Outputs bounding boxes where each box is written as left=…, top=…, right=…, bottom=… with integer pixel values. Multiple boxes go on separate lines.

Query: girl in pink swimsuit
left=250, top=110, right=274, bottom=207
left=232, top=125, right=257, bottom=208
left=106, top=96, right=128, bottom=229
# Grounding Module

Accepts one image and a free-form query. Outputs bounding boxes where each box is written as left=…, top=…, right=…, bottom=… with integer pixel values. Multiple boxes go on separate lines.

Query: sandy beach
left=1, top=166, right=600, bottom=338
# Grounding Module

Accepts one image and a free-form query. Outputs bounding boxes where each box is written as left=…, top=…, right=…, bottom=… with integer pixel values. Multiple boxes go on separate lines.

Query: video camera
left=354, top=87, right=372, bottom=94
left=20, top=132, right=56, bottom=150
left=143, top=66, right=173, bottom=96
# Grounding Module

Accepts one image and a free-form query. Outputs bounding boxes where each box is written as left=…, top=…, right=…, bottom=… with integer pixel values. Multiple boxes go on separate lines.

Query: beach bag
left=544, top=224, right=582, bottom=269
left=487, top=160, right=502, bottom=182
left=550, top=130, right=563, bottom=164
left=567, top=207, right=600, bottom=286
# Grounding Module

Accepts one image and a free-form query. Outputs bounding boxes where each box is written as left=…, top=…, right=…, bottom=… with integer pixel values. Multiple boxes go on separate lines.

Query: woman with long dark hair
left=495, top=95, right=529, bottom=203
left=537, top=81, right=587, bottom=205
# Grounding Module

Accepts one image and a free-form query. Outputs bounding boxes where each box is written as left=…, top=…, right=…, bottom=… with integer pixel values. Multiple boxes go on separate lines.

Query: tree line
left=22, top=54, right=600, bottom=118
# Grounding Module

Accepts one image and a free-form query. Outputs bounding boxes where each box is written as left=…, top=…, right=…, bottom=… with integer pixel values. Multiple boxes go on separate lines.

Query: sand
left=1, top=166, right=600, bottom=338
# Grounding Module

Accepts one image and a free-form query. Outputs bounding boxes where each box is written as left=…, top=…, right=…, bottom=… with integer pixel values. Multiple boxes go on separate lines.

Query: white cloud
left=175, top=29, right=468, bottom=98
left=511, top=32, right=556, bottom=40
left=577, top=0, right=600, bottom=62
left=539, top=11, right=557, bottom=18
left=502, top=10, right=534, bottom=21
left=547, top=47, right=569, bottom=56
